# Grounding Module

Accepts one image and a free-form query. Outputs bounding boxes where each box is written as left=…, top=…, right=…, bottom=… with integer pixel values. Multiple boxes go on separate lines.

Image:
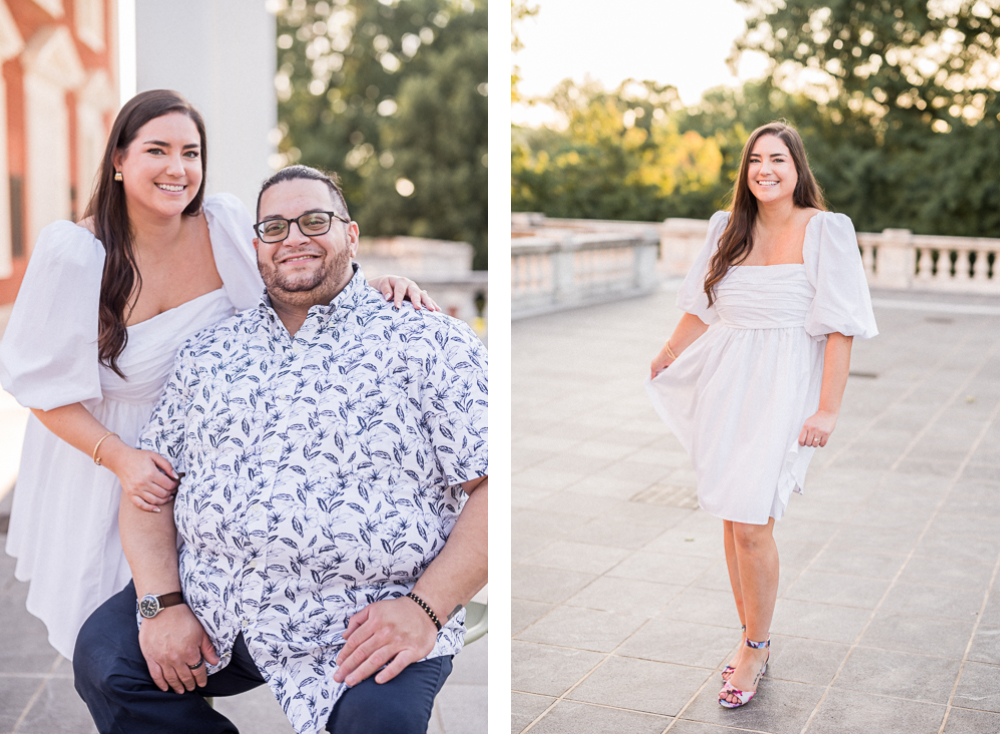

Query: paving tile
left=643, top=529, right=725, bottom=561
left=969, top=626, right=1000, bottom=665
left=564, top=575, right=684, bottom=617
left=861, top=611, right=975, bottom=659
left=510, top=641, right=605, bottom=697
left=667, top=722, right=761, bottom=734
left=512, top=599, right=555, bottom=636
left=783, top=570, right=890, bottom=610
left=563, top=517, right=668, bottom=550
left=513, top=466, right=588, bottom=493
left=211, top=685, right=295, bottom=734
left=522, top=540, right=632, bottom=575
left=810, top=545, right=907, bottom=580
left=511, top=692, right=555, bottom=734
left=567, top=655, right=712, bottom=717
left=927, top=512, right=1000, bottom=538
left=15, top=677, right=100, bottom=734
left=771, top=518, right=842, bottom=545
left=806, top=688, right=945, bottom=734
left=560, top=475, right=655, bottom=501
left=772, top=540, right=825, bottom=570
left=764, top=635, right=850, bottom=686
left=657, top=587, right=742, bottom=629
left=912, top=532, right=1000, bottom=565
left=606, top=550, right=716, bottom=587
left=769, top=599, right=872, bottom=644
left=527, top=700, right=670, bottom=734
left=942, top=707, right=1000, bottom=733
left=451, top=633, right=487, bottom=686
left=0, top=676, right=43, bottom=732
left=512, top=509, right=590, bottom=540
left=515, top=605, right=648, bottom=653
left=678, top=677, right=824, bottom=734
left=899, top=556, right=996, bottom=591
left=512, top=564, right=598, bottom=605
left=827, top=524, right=919, bottom=554
left=435, top=681, right=486, bottom=734
left=0, top=582, right=66, bottom=675
left=953, top=662, right=1000, bottom=713
left=511, top=533, right=556, bottom=563
left=616, top=618, right=739, bottom=669
left=881, top=581, right=985, bottom=621
left=834, top=646, right=962, bottom=704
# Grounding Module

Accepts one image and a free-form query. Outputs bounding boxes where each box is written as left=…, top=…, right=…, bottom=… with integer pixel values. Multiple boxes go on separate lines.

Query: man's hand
left=333, top=597, right=439, bottom=686
left=138, top=604, right=220, bottom=694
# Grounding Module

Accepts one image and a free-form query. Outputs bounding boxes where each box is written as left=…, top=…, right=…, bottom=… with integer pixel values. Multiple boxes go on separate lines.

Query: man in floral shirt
left=74, top=166, right=488, bottom=734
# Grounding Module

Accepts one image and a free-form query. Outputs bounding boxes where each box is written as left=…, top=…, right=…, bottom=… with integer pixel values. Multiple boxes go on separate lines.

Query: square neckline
left=737, top=211, right=824, bottom=267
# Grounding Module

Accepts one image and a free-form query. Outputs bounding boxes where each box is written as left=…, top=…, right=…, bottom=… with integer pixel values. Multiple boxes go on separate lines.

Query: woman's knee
left=732, top=521, right=773, bottom=551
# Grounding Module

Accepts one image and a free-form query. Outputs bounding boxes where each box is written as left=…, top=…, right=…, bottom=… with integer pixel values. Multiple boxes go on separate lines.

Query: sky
left=513, top=0, right=771, bottom=126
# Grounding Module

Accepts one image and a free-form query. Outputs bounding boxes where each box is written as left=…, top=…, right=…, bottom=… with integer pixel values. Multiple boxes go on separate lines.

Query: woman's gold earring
left=114, top=171, right=123, bottom=182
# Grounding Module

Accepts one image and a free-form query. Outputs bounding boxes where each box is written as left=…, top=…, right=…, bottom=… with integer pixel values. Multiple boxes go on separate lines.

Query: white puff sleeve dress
left=0, top=193, right=263, bottom=660
left=646, top=210, right=878, bottom=525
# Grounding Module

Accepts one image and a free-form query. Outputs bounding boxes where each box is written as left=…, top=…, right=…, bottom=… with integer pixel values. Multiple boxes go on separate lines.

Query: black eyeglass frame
left=252, top=210, right=351, bottom=243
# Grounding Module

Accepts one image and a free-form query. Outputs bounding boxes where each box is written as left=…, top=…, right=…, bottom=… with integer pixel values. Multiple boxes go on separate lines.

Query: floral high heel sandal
left=718, top=637, right=769, bottom=709
left=721, top=625, right=746, bottom=682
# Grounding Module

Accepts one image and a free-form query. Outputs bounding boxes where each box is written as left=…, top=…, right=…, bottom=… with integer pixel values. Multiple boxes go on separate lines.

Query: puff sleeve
left=0, top=222, right=106, bottom=410
left=803, top=212, right=878, bottom=340
left=202, top=193, right=264, bottom=311
left=675, top=210, right=730, bottom=325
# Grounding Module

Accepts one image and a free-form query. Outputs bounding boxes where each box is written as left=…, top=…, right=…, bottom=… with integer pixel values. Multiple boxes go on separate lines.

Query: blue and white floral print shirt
left=138, top=267, right=488, bottom=734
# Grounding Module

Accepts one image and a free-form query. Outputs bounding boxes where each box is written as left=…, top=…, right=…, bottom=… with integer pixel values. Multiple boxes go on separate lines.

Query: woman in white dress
left=646, top=122, right=877, bottom=709
left=0, top=90, right=435, bottom=661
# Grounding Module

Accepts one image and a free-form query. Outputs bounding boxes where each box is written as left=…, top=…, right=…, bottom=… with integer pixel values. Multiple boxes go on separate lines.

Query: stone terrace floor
left=512, top=285, right=1000, bottom=734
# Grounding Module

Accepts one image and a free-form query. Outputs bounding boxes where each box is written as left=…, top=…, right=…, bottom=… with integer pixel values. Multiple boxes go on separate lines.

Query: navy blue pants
left=74, top=582, right=453, bottom=734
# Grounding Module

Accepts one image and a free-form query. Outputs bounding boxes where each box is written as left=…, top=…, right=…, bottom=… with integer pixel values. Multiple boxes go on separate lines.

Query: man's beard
left=259, top=248, right=351, bottom=299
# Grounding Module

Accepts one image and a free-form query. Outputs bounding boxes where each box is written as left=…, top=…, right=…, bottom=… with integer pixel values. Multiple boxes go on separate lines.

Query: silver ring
left=813, top=439, right=819, bottom=446
left=187, top=659, right=205, bottom=670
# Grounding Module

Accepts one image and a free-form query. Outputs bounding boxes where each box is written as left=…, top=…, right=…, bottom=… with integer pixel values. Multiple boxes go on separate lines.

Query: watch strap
left=157, top=592, right=184, bottom=609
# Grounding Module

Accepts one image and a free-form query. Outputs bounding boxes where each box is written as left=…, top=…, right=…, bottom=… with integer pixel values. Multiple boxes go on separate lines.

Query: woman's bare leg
left=721, top=518, right=779, bottom=704
left=723, top=520, right=747, bottom=674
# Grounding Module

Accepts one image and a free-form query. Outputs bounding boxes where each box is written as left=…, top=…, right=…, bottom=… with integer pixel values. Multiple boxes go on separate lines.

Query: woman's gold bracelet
left=663, top=342, right=678, bottom=361
left=92, top=432, right=118, bottom=466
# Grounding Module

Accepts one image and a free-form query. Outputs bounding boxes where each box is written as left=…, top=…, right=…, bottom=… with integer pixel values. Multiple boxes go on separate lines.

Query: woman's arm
left=30, top=403, right=178, bottom=511
left=799, top=332, right=853, bottom=448
left=650, top=312, right=711, bottom=379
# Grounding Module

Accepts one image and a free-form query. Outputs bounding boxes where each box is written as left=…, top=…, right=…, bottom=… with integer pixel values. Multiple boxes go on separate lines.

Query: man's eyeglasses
left=253, top=211, right=350, bottom=243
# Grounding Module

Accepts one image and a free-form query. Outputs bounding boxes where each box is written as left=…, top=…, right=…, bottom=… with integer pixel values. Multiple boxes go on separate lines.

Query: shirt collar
left=255, top=263, right=369, bottom=328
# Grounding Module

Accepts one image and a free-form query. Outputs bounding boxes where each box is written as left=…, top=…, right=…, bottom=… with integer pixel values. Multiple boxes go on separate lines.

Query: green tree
left=275, top=0, right=487, bottom=267
left=512, top=79, right=725, bottom=221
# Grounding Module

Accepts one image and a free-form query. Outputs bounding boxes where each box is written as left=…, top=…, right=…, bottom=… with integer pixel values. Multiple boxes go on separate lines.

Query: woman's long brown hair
left=704, top=122, right=825, bottom=305
left=84, top=90, right=207, bottom=377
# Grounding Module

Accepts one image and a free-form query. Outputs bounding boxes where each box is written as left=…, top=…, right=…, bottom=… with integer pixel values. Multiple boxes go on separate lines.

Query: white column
left=0, top=0, right=24, bottom=278
left=135, top=0, right=276, bottom=215
left=76, top=70, right=117, bottom=208
left=21, top=26, right=86, bottom=253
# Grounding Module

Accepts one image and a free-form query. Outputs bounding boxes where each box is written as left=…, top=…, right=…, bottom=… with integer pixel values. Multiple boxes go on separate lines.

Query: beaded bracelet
left=405, top=592, right=442, bottom=631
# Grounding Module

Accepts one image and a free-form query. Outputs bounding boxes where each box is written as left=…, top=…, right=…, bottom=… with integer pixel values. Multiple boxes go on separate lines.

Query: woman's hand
left=368, top=275, right=440, bottom=311
left=650, top=343, right=678, bottom=379
left=799, top=410, right=838, bottom=448
left=100, top=437, right=180, bottom=512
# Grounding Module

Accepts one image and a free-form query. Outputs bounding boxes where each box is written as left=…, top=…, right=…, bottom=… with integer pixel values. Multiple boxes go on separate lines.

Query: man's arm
left=119, top=498, right=218, bottom=693
left=120, top=346, right=219, bottom=694
left=334, top=475, right=488, bottom=686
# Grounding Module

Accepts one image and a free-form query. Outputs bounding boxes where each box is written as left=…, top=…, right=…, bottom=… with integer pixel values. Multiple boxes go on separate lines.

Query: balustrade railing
left=511, top=227, right=660, bottom=318
left=512, top=214, right=1000, bottom=318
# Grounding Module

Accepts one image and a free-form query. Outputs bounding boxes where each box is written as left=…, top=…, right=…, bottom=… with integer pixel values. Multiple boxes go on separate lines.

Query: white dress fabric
left=0, top=193, right=263, bottom=660
left=646, top=210, right=878, bottom=525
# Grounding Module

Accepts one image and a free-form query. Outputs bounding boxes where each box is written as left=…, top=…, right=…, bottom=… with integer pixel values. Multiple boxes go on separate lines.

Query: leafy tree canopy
left=276, top=0, right=487, bottom=268
left=514, top=2, right=1000, bottom=238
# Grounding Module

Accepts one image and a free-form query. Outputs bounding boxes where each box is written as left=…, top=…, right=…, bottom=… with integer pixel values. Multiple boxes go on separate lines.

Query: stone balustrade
left=513, top=214, right=1000, bottom=307
left=511, top=217, right=660, bottom=319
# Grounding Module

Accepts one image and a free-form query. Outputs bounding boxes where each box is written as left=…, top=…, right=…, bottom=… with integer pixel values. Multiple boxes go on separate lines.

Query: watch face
left=139, top=595, right=160, bottom=619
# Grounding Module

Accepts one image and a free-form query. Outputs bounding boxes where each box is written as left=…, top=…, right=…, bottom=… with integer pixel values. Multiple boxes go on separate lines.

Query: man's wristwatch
left=138, top=592, right=184, bottom=619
